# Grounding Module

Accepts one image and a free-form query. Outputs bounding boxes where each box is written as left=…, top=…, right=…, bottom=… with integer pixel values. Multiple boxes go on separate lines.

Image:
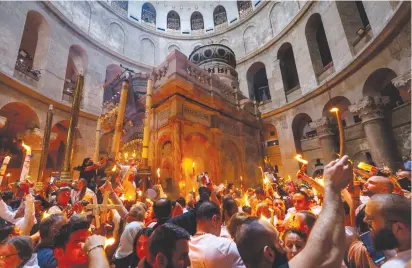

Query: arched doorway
left=246, top=62, right=271, bottom=105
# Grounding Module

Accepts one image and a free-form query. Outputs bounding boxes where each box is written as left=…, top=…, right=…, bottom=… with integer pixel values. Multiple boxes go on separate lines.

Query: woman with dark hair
left=130, top=227, right=153, bottom=268
left=282, top=228, right=307, bottom=261
left=0, top=236, right=38, bottom=267
left=221, top=196, right=238, bottom=238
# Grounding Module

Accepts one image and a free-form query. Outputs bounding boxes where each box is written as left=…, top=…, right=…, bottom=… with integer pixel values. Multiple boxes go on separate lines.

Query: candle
left=20, top=142, right=32, bottom=182
left=330, top=107, right=344, bottom=157
left=157, top=168, right=160, bottom=179
left=0, top=156, right=11, bottom=185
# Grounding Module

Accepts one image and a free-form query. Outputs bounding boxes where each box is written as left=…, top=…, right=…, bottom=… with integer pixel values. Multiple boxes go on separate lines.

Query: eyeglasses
left=0, top=253, right=19, bottom=260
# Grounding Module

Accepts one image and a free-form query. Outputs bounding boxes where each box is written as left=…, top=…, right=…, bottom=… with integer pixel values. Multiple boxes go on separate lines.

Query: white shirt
left=220, top=226, right=231, bottom=239
left=70, top=188, right=97, bottom=205
left=0, top=195, right=36, bottom=235
left=115, top=221, right=144, bottom=259
left=381, top=249, right=411, bottom=268
left=189, top=233, right=245, bottom=268
left=285, top=205, right=321, bottom=221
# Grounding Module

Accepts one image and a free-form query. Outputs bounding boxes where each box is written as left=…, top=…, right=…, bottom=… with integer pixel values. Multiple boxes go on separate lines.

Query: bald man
left=356, top=176, right=394, bottom=233
left=348, top=193, right=411, bottom=267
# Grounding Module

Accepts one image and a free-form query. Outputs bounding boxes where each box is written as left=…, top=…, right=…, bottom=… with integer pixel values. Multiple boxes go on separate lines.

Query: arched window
left=15, top=11, right=50, bottom=81
left=278, top=43, right=300, bottom=94
left=336, top=1, right=371, bottom=54
left=107, top=23, right=125, bottom=53
left=191, top=11, right=204, bottom=32
left=305, top=14, right=333, bottom=79
left=292, top=113, right=315, bottom=155
left=213, top=5, right=227, bottom=27
left=142, top=2, right=156, bottom=27
left=237, top=1, right=252, bottom=19
left=323, top=96, right=355, bottom=127
left=167, top=10, right=180, bottom=32
left=63, top=45, right=88, bottom=104
left=141, top=38, right=155, bottom=65
left=246, top=62, right=271, bottom=104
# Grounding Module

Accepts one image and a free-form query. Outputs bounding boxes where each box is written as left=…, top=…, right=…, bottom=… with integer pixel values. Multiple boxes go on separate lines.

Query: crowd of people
left=0, top=154, right=410, bottom=268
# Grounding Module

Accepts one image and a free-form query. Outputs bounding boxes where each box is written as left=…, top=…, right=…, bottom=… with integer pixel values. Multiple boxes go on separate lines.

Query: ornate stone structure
left=148, top=49, right=260, bottom=198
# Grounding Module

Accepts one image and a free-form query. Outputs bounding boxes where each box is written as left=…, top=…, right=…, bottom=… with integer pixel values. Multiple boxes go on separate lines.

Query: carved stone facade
left=149, top=50, right=261, bottom=198
left=349, top=96, right=389, bottom=123
left=309, top=117, right=336, bottom=138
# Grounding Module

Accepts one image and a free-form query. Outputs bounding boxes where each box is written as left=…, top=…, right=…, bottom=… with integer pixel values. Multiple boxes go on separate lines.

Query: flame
left=329, top=107, right=339, bottom=113
left=157, top=168, right=160, bottom=178
left=132, top=151, right=136, bottom=158
left=164, top=194, right=167, bottom=198
left=243, top=194, right=250, bottom=207
left=22, top=142, right=31, bottom=155
left=112, top=165, right=117, bottom=172
left=294, top=154, right=308, bottom=165
left=240, top=176, right=243, bottom=182
left=263, top=176, right=269, bottom=185
left=42, top=211, right=50, bottom=219
left=146, top=198, right=153, bottom=205
left=137, top=190, right=142, bottom=196
left=358, top=162, right=373, bottom=172
left=192, top=162, right=195, bottom=168
left=119, top=195, right=125, bottom=201
left=124, top=152, right=128, bottom=159
left=6, top=173, right=11, bottom=177
left=260, top=215, right=269, bottom=222
left=104, top=237, right=115, bottom=248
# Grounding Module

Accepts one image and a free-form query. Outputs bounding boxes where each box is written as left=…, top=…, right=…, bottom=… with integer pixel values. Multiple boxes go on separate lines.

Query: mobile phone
left=360, top=231, right=386, bottom=264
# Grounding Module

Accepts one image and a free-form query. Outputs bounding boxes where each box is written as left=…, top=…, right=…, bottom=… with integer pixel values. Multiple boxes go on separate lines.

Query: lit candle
left=0, top=156, right=11, bottom=185
left=20, top=142, right=32, bottom=182
left=157, top=168, right=160, bottom=179
left=132, top=151, right=136, bottom=159
left=330, top=107, right=344, bottom=157
left=104, top=237, right=115, bottom=248
left=124, top=152, right=128, bottom=159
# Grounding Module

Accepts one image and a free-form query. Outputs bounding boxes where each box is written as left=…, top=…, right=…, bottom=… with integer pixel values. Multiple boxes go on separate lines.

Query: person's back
left=190, top=233, right=244, bottom=268
left=189, top=201, right=245, bottom=268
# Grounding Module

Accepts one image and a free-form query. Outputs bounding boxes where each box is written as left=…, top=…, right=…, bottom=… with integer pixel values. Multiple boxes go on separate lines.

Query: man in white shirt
left=0, top=193, right=36, bottom=235
left=189, top=201, right=245, bottom=268
left=113, top=203, right=146, bottom=268
left=70, top=178, right=97, bottom=205
left=365, top=193, right=411, bottom=268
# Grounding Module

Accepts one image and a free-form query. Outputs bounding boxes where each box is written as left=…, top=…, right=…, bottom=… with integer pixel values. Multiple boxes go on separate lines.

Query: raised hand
left=323, top=155, right=353, bottom=193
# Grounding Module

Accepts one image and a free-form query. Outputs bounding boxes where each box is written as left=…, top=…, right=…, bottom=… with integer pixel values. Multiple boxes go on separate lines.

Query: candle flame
left=192, top=162, right=195, bottom=168
left=294, top=154, right=308, bottom=165
left=42, top=211, right=50, bottom=219
left=157, top=168, right=160, bottom=178
left=260, top=215, right=269, bottom=222
left=124, top=152, right=128, bottom=159
left=146, top=198, right=153, bottom=204
left=137, top=190, right=142, bottom=196
left=22, top=142, right=31, bottom=155
left=105, top=237, right=115, bottom=248
left=329, top=107, right=339, bottom=113
left=132, top=151, right=136, bottom=158
left=119, top=194, right=125, bottom=201
left=112, top=165, right=117, bottom=172
left=243, top=194, right=250, bottom=207
left=6, top=173, right=11, bottom=177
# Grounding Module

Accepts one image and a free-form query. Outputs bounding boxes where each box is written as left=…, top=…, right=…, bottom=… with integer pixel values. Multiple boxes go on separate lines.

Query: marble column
left=309, top=117, right=338, bottom=164
left=350, top=96, right=399, bottom=171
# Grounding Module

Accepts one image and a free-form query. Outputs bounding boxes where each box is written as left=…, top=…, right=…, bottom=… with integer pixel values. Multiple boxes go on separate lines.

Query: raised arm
left=83, top=235, right=110, bottom=268
left=290, top=156, right=352, bottom=268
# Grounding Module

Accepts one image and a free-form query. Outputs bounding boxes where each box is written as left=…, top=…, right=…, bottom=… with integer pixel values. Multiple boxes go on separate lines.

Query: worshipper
left=281, top=229, right=307, bottom=261
left=143, top=223, right=191, bottom=268
left=0, top=236, right=39, bottom=268
left=226, top=212, right=250, bottom=241
left=172, top=201, right=184, bottom=218
left=221, top=196, right=238, bottom=238
left=347, top=193, right=411, bottom=268
left=53, top=215, right=110, bottom=268
left=0, top=191, right=14, bottom=226
left=396, top=168, right=411, bottom=191
left=189, top=201, right=245, bottom=268
left=285, top=190, right=321, bottom=219
left=35, top=213, right=67, bottom=268
left=167, top=186, right=211, bottom=235
left=0, top=225, right=20, bottom=242
left=48, top=187, right=72, bottom=215
left=130, top=227, right=154, bottom=268
left=236, top=155, right=353, bottom=268
left=295, top=211, right=317, bottom=236
left=0, top=192, right=36, bottom=236
left=114, top=203, right=146, bottom=268
left=74, top=157, right=98, bottom=190
left=147, top=198, right=172, bottom=229
left=273, top=198, right=286, bottom=220
left=355, top=176, right=394, bottom=233
left=70, top=178, right=97, bottom=205
left=175, top=197, right=186, bottom=213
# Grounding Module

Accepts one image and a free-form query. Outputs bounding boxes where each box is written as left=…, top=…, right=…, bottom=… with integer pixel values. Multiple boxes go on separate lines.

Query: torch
left=294, top=154, right=308, bottom=173
left=330, top=107, right=344, bottom=157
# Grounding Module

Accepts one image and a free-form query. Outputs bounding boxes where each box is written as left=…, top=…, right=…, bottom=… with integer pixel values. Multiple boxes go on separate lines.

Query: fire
left=157, top=168, right=160, bottom=178
left=112, top=165, right=117, bottom=172
left=22, top=142, right=31, bottom=155
left=119, top=195, right=125, bottom=201
left=192, top=162, right=195, bottom=168
left=294, top=154, right=308, bottom=165
left=124, top=152, right=128, bottom=159
left=260, top=215, right=269, bottom=222
left=42, top=211, right=50, bottom=219
left=137, top=190, right=142, bottom=196
left=243, top=194, right=250, bottom=207
left=104, top=237, right=115, bottom=248
left=132, top=151, right=136, bottom=158
left=329, top=107, right=339, bottom=113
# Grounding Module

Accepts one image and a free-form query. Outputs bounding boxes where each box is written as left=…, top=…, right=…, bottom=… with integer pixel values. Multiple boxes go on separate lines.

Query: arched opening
left=305, top=14, right=334, bottom=79
left=243, top=26, right=258, bottom=54
left=292, top=113, right=315, bottom=154
left=103, top=64, right=123, bottom=106
left=63, top=45, right=88, bottom=104
left=213, top=5, right=228, bottom=28
left=140, top=38, right=155, bottom=66
left=278, top=42, right=300, bottom=94
left=336, top=1, right=371, bottom=53
left=0, top=102, right=40, bottom=184
left=167, top=10, right=180, bottom=32
left=190, top=11, right=204, bottom=32
left=141, top=2, right=156, bottom=28
left=72, top=1, right=91, bottom=33
left=262, top=123, right=283, bottom=175
left=363, top=68, right=407, bottom=108
left=246, top=62, right=271, bottom=104
left=107, top=23, right=125, bottom=53
left=237, top=1, right=253, bottom=19
left=15, top=11, right=50, bottom=81
left=269, top=2, right=300, bottom=37
left=323, top=96, right=355, bottom=127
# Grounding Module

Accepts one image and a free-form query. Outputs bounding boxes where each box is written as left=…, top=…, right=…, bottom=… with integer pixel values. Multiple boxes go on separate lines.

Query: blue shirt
left=36, top=247, right=57, bottom=268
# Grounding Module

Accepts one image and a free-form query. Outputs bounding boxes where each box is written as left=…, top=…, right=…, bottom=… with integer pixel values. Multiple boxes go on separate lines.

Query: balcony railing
left=14, top=59, right=40, bottom=81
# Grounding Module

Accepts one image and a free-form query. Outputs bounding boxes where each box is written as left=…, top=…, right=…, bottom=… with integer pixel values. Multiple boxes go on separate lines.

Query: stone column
left=309, top=117, right=338, bottom=164
left=350, top=96, right=399, bottom=170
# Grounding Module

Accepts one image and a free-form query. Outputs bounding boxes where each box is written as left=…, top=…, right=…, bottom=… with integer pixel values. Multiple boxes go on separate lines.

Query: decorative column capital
left=309, top=117, right=336, bottom=138
left=349, top=96, right=389, bottom=123
left=392, top=70, right=411, bottom=89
